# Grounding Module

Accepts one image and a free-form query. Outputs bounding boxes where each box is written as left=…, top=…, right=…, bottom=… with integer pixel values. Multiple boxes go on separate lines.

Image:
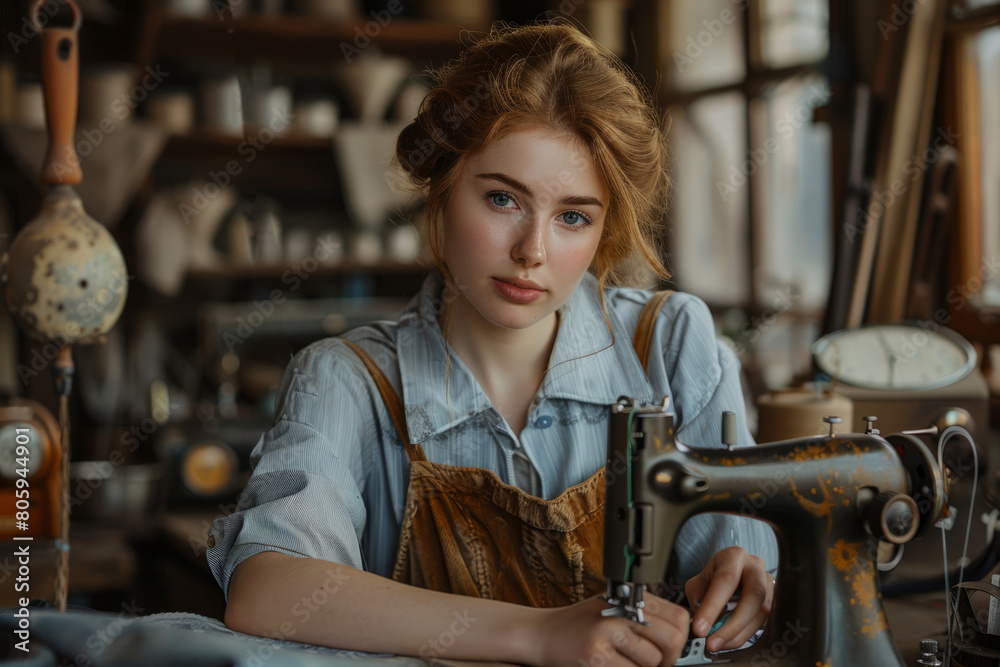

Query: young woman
left=208, top=22, right=777, bottom=667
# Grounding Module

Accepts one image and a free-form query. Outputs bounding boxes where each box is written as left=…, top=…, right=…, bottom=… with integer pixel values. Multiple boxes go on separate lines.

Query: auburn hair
left=394, top=21, right=671, bottom=296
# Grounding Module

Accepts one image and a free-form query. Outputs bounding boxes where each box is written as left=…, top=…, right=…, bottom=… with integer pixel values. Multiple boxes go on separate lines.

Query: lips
left=496, top=276, right=543, bottom=290
left=492, top=277, right=545, bottom=304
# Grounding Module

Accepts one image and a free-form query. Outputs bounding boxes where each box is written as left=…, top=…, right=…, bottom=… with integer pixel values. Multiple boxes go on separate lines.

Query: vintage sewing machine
left=602, top=396, right=950, bottom=666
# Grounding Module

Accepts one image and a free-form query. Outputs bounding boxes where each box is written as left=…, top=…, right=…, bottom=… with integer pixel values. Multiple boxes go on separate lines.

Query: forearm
left=225, top=551, right=541, bottom=663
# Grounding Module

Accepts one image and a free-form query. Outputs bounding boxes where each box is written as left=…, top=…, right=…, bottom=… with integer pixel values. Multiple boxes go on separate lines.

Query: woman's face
left=441, top=126, right=607, bottom=331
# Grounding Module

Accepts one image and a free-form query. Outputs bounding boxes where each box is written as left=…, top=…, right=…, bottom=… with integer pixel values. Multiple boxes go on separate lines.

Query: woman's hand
left=529, top=593, right=691, bottom=667
left=684, top=546, right=773, bottom=653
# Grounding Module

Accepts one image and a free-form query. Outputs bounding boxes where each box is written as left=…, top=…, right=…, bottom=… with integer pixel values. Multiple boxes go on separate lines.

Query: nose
left=511, top=218, right=546, bottom=267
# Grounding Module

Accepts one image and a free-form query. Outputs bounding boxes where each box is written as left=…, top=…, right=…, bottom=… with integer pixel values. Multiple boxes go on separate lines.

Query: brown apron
left=343, top=290, right=674, bottom=607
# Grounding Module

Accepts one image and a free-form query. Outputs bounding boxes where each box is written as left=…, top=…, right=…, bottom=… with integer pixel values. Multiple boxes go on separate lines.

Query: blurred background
left=0, top=0, right=998, bottom=626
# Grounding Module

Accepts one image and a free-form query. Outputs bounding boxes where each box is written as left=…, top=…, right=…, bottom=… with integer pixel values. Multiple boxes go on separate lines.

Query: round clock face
left=812, top=323, right=976, bottom=390
left=0, top=422, right=46, bottom=480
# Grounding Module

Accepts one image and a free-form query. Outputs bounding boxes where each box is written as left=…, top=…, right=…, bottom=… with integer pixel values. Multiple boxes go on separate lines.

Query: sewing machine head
left=602, top=396, right=949, bottom=666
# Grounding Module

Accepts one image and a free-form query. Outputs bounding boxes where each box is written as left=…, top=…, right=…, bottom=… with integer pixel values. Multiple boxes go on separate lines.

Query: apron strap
left=340, top=339, right=427, bottom=463
left=632, top=290, right=675, bottom=373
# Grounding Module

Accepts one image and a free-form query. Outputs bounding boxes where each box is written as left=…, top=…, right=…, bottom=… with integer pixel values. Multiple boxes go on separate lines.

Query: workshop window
left=671, top=92, right=750, bottom=305
left=651, top=0, right=829, bottom=389
left=753, top=74, right=832, bottom=311
left=660, top=0, right=831, bottom=313
left=759, top=0, right=830, bottom=68
left=662, top=0, right=746, bottom=92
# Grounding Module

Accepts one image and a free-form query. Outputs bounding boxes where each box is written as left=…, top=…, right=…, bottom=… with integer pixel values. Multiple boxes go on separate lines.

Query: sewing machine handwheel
left=884, top=433, right=947, bottom=540
left=867, top=491, right=919, bottom=544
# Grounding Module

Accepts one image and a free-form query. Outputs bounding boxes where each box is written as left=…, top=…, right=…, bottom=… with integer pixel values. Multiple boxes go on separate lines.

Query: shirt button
left=207, top=534, right=216, bottom=548
left=536, top=415, right=553, bottom=429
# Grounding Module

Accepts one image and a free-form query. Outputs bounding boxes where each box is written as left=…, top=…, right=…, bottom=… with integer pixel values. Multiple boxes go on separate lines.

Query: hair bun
left=396, top=97, right=456, bottom=183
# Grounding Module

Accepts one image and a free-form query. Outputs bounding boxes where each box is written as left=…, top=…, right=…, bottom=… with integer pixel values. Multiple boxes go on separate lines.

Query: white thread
left=937, top=425, right=978, bottom=665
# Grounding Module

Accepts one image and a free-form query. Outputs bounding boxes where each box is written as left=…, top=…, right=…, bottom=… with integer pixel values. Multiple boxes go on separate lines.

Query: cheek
left=442, top=220, right=487, bottom=278
left=444, top=213, right=511, bottom=264
left=555, top=233, right=602, bottom=271
left=441, top=201, right=470, bottom=262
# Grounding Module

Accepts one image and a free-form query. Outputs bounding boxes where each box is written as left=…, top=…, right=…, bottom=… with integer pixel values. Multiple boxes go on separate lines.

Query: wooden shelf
left=184, top=259, right=428, bottom=281
left=155, top=131, right=339, bottom=190
left=161, top=131, right=332, bottom=161
left=152, top=14, right=465, bottom=63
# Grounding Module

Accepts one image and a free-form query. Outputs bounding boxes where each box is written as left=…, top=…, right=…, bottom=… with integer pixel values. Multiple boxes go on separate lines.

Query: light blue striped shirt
left=207, top=270, right=778, bottom=599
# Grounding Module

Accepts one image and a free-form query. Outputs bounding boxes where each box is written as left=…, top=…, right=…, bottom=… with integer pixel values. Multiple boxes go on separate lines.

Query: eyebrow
left=476, top=172, right=605, bottom=208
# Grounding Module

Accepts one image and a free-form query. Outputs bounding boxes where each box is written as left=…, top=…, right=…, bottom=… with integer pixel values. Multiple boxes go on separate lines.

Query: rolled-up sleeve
left=655, top=294, right=780, bottom=582
left=206, top=340, right=372, bottom=599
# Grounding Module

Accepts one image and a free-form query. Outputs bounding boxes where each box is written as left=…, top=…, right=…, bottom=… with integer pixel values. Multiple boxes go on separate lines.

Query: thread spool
left=756, top=386, right=854, bottom=443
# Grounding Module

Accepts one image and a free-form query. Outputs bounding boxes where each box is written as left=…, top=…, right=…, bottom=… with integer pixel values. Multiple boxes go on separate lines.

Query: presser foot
left=600, top=595, right=648, bottom=624
left=601, top=583, right=650, bottom=625
left=674, top=638, right=730, bottom=665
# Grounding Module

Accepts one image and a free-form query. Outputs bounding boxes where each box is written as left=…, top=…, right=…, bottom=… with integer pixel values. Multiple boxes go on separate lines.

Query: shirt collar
left=395, top=271, right=656, bottom=444
left=539, top=272, right=656, bottom=405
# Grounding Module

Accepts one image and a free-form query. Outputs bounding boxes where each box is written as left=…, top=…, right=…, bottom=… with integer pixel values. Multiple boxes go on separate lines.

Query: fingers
left=628, top=616, right=687, bottom=666
left=686, top=547, right=744, bottom=636
left=572, top=595, right=688, bottom=667
left=577, top=624, right=663, bottom=667
left=610, top=628, right=664, bottom=667
left=685, top=547, right=773, bottom=653
left=585, top=594, right=688, bottom=667
left=637, top=593, right=692, bottom=631
left=626, top=593, right=690, bottom=666
left=704, top=556, right=771, bottom=651
left=707, top=555, right=773, bottom=651
left=683, top=560, right=713, bottom=614
left=717, top=604, right=769, bottom=651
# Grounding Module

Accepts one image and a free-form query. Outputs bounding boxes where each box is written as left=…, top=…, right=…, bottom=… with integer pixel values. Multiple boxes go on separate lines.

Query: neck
left=440, top=295, right=559, bottom=399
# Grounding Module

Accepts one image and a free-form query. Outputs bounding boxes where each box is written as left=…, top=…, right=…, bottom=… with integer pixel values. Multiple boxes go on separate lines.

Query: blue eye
left=560, top=211, right=592, bottom=227
left=490, top=192, right=512, bottom=207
